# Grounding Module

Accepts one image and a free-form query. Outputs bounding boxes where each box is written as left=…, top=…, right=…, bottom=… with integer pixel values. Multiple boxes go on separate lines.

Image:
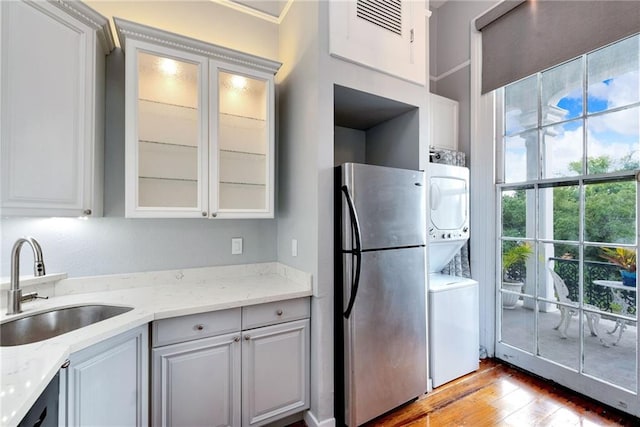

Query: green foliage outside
left=502, top=155, right=637, bottom=261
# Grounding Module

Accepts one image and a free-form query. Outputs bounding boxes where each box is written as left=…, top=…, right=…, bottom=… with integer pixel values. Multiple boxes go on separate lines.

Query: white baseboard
left=304, top=410, right=336, bottom=427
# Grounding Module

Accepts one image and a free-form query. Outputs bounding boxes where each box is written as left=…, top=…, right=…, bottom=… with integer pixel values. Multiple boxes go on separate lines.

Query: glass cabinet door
left=126, top=44, right=208, bottom=217
left=213, top=68, right=272, bottom=217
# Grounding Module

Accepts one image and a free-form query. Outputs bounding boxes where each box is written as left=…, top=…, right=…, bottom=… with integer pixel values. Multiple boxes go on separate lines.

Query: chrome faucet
left=7, top=237, right=47, bottom=315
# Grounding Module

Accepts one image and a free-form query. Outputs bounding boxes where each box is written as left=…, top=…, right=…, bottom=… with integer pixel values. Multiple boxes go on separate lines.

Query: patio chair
left=548, top=266, right=607, bottom=346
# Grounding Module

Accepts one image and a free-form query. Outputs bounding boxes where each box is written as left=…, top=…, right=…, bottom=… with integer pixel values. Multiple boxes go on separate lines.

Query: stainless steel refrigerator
left=335, top=162, right=427, bottom=426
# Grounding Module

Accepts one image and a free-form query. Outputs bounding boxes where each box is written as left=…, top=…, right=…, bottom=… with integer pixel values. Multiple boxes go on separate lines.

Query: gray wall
left=276, top=1, right=326, bottom=421
left=277, top=2, right=429, bottom=423
left=429, top=0, right=500, bottom=359
left=334, top=126, right=366, bottom=165
left=366, top=109, right=420, bottom=170
left=1, top=44, right=277, bottom=279
left=429, top=1, right=497, bottom=162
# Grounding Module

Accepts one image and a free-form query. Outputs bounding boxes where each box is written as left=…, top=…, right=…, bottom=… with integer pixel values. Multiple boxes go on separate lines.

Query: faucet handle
left=21, top=292, right=48, bottom=303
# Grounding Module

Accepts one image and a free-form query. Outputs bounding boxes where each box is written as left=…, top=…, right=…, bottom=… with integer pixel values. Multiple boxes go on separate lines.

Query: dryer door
left=430, top=175, right=467, bottom=231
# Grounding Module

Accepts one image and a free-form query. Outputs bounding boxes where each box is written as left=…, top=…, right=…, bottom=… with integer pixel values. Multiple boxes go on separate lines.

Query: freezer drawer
left=343, top=246, right=427, bottom=426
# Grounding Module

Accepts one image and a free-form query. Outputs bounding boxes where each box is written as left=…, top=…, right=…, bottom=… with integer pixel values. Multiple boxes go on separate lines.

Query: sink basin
left=0, top=304, right=133, bottom=347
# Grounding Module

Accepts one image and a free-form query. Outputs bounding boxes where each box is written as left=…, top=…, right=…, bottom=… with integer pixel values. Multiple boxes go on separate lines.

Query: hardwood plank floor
left=365, top=359, right=639, bottom=426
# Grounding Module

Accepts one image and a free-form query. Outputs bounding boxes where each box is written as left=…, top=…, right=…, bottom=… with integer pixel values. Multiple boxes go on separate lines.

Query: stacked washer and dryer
left=427, top=163, right=479, bottom=388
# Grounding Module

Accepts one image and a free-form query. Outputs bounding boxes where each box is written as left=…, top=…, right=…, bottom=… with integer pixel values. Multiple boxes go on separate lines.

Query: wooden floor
left=365, top=359, right=638, bottom=426
left=291, top=359, right=640, bottom=427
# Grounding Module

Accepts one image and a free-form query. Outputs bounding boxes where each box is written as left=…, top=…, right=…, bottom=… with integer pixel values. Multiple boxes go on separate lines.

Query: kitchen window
left=496, top=34, right=639, bottom=393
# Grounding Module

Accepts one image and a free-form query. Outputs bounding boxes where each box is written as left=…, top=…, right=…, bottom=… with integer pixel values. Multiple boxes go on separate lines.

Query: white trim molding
left=469, top=21, right=497, bottom=358
left=304, top=410, right=336, bottom=427
left=429, top=59, right=471, bottom=82
left=50, top=0, right=115, bottom=53
left=114, top=17, right=281, bottom=75
left=210, top=0, right=294, bottom=24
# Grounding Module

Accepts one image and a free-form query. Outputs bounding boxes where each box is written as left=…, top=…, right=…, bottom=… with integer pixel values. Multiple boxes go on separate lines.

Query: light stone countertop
left=0, top=262, right=312, bottom=427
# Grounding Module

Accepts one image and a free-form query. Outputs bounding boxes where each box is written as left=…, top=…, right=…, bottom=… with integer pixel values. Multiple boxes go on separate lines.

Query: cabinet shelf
left=140, top=176, right=198, bottom=183
left=220, top=148, right=265, bottom=157
left=220, top=111, right=265, bottom=123
left=220, top=181, right=265, bottom=187
left=140, top=139, right=198, bottom=149
left=139, top=98, right=197, bottom=110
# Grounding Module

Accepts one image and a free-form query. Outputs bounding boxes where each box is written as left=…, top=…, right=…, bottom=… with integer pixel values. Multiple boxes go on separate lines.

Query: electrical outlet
left=292, top=239, right=298, bottom=257
left=231, top=238, right=243, bottom=255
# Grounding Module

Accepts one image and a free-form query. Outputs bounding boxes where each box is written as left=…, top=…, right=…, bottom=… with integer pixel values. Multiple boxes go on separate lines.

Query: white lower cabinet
left=152, top=299, right=310, bottom=427
left=242, top=319, right=310, bottom=426
left=153, top=333, right=241, bottom=427
left=59, top=325, right=149, bottom=426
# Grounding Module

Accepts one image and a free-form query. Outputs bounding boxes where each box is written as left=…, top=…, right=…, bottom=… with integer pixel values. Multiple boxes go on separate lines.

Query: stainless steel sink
left=0, top=304, right=133, bottom=347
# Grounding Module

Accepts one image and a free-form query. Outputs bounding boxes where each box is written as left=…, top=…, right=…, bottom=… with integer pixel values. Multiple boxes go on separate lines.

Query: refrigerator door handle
left=341, top=185, right=362, bottom=319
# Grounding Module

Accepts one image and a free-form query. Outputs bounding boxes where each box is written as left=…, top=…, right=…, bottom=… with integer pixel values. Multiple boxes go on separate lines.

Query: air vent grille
left=356, top=0, right=402, bottom=35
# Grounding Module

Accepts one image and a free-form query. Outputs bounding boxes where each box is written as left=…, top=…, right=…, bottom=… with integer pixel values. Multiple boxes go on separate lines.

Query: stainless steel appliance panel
left=343, top=246, right=427, bottom=426
left=341, top=163, right=426, bottom=251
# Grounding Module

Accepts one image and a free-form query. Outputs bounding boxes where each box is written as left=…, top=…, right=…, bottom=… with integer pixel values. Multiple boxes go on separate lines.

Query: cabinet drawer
left=153, top=308, right=241, bottom=347
left=242, top=298, right=310, bottom=330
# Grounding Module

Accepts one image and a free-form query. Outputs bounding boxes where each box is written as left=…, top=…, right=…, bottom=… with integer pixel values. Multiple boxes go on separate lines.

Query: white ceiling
left=226, top=1, right=447, bottom=22
left=430, top=0, right=451, bottom=10
left=231, top=0, right=288, bottom=18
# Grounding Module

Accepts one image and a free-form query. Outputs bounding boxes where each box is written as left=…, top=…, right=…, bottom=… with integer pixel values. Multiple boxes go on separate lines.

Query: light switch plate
left=292, top=239, right=298, bottom=257
left=231, top=238, right=243, bottom=255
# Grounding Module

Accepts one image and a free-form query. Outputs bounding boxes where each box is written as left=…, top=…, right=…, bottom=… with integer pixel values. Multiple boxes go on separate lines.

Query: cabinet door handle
left=194, top=324, right=205, bottom=331
left=244, top=335, right=251, bottom=341
left=276, top=309, right=283, bottom=316
left=61, top=359, right=71, bottom=369
left=83, top=209, right=92, bottom=216
left=202, top=211, right=207, bottom=217
left=33, top=407, right=47, bottom=427
left=234, top=336, right=240, bottom=342
left=211, top=212, right=217, bottom=218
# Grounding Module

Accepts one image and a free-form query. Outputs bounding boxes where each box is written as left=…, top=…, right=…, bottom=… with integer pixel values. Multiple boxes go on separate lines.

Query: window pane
left=505, top=75, right=538, bottom=135
left=501, top=295, right=535, bottom=354
left=502, top=240, right=533, bottom=284
left=584, top=179, right=636, bottom=244
left=539, top=185, right=579, bottom=241
left=540, top=246, right=580, bottom=371
left=583, top=246, right=637, bottom=391
left=587, top=106, right=640, bottom=174
left=543, top=244, right=579, bottom=303
left=542, top=58, right=583, bottom=125
left=541, top=120, right=583, bottom=178
left=587, top=34, right=640, bottom=114
left=504, top=131, right=538, bottom=183
left=501, top=188, right=534, bottom=238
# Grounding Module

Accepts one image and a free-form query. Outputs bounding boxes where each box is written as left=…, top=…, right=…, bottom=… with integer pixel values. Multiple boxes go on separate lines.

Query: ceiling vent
left=356, top=0, right=402, bottom=36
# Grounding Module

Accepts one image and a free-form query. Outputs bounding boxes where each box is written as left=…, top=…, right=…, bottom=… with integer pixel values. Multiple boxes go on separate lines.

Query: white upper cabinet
left=115, top=18, right=280, bottom=219
left=329, top=0, right=427, bottom=85
left=0, top=0, right=113, bottom=217
left=429, top=93, right=459, bottom=151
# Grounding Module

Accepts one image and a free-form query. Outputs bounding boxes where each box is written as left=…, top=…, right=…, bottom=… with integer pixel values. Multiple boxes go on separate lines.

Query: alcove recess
left=333, top=85, right=419, bottom=170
